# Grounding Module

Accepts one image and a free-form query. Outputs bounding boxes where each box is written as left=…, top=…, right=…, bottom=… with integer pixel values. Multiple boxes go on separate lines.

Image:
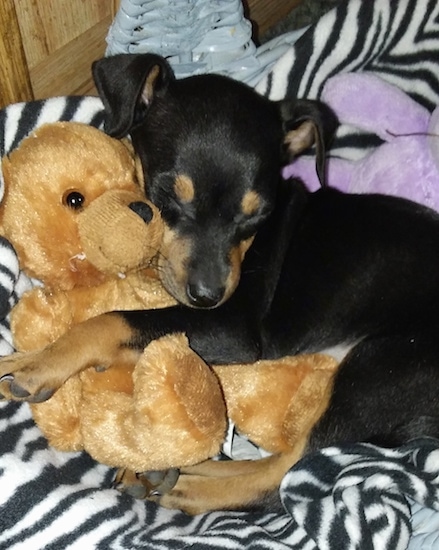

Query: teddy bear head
left=0, top=122, right=163, bottom=290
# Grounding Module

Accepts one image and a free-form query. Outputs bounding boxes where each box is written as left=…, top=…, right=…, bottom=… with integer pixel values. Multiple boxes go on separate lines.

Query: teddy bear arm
left=282, top=364, right=336, bottom=449
left=216, top=362, right=295, bottom=453
left=59, top=278, right=139, bottom=321
left=56, top=273, right=175, bottom=315
left=12, top=277, right=141, bottom=350
left=11, top=280, right=132, bottom=351
left=11, top=288, right=75, bottom=351
left=215, top=354, right=337, bottom=454
left=31, top=377, right=84, bottom=451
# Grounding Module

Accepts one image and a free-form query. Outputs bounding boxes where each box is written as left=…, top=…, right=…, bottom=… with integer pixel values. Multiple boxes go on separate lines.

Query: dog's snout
left=129, top=201, right=154, bottom=223
left=186, top=282, right=225, bottom=308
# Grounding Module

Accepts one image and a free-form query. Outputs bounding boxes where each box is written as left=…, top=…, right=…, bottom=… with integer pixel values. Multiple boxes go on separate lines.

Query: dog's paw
left=114, top=467, right=250, bottom=514
left=113, top=468, right=180, bottom=500
left=0, top=352, right=57, bottom=402
left=154, top=473, right=224, bottom=515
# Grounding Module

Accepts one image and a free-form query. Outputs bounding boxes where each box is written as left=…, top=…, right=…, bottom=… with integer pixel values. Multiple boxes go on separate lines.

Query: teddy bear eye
left=63, top=190, right=85, bottom=210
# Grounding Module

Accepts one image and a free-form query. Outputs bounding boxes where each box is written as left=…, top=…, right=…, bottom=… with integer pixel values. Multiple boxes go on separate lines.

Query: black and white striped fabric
left=2, top=0, right=439, bottom=548
left=280, top=440, right=439, bottom=550
left=256, top=0, right=439, bottom=163
left=257, top=0, right=439, bottom=109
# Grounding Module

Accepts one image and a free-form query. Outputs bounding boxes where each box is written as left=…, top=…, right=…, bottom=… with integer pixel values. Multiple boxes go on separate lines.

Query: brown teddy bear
left=0, top=121, right=338, bottom=476
left=0, top=122, right=174, bottom=349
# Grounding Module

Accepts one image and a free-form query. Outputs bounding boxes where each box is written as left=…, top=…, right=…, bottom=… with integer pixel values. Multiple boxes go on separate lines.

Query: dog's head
left=93, top=54, right=337, bottom=308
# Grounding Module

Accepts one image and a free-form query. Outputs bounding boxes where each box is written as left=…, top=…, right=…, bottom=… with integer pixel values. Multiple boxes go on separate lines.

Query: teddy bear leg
left=80, top=334, right=227, bottom=472
left=30, top=377, right=84, bottom=451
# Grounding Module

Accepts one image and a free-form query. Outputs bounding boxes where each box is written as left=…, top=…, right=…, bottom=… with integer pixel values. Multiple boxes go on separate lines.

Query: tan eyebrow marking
left=174, top=175, right=195, bottom=203
left=241, top=190, right=261, bottom=216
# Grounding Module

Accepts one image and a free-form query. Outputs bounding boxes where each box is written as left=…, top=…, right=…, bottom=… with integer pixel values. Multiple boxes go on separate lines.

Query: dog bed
left=2, top=0, right=439, bottom=548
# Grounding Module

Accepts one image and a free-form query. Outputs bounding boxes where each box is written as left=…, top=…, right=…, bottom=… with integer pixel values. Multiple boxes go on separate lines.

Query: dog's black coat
left=309, top=330, right=439, bottom=450
left=93, top=54, right=336, bottom=308
left=93, top=54, right=439, bottom=453
left=122, top=183, right=439, bottom=448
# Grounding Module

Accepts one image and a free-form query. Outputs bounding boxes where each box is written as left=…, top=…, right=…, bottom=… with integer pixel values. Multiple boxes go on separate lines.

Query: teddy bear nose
left=129, top=201, right=154, bottom=223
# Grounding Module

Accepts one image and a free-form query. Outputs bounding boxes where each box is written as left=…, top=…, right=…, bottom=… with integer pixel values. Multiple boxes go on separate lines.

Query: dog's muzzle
left=186, top=281, right=225, bottom=308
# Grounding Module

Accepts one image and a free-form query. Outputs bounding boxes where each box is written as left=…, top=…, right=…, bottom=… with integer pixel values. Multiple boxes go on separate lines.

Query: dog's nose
left=129, top=201, right=154, bottom=223
left=186, top=282, right=225, bottom=308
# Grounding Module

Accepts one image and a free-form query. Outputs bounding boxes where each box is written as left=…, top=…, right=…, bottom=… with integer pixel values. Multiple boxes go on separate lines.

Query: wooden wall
left=0, top=0, right=118, bottom=108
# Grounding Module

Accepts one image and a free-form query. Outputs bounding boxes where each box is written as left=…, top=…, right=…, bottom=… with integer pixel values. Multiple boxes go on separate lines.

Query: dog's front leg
left=0, top=312, right=141, bottom=402
left=120, top=302, right=261, bottom=365
left=0, top=304, right=260, bottom=402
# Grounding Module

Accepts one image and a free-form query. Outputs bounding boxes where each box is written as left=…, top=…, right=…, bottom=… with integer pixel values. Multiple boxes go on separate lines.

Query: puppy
left=92, top=54, right=335, bottom=309
left=2, top=54, right=439, bottom=514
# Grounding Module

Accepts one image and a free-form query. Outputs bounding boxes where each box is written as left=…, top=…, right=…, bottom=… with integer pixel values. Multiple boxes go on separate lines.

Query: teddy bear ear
left=278, top=99, right=338, bottom=187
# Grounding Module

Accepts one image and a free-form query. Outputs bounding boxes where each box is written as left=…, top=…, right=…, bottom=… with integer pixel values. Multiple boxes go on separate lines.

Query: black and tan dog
left=2, top=54, right=439, bottom=514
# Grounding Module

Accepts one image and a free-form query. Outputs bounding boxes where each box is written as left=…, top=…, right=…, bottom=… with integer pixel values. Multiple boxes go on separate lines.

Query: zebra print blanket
left=2, top=0, right=439, bottom=548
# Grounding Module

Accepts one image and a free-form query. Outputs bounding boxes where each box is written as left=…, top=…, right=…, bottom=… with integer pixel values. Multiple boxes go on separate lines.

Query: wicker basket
left=105, top=0, right=307, bottom=84
left=106, top=0, right=259, bottom=78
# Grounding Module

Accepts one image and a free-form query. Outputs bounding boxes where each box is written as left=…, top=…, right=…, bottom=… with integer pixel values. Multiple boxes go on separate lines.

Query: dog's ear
left=278, top=99, right=338, bottom=187
left=92, top=54, right=175, bottom=138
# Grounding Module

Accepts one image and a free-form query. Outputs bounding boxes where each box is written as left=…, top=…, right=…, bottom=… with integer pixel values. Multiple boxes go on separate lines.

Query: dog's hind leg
left=115, top=442, right=307, bottom=514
